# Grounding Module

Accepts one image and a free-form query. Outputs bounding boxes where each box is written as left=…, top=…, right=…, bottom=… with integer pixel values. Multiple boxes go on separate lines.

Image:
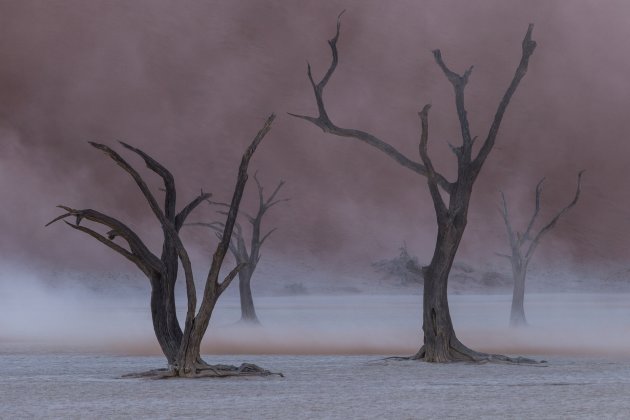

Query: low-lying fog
left=3, top=264, right=630, bottom=418
left=2, top=265, right=629, bottom=360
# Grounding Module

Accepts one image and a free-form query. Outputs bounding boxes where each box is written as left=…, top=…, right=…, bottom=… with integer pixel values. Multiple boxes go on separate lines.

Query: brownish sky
left=0, top=0, right=628, bottom=280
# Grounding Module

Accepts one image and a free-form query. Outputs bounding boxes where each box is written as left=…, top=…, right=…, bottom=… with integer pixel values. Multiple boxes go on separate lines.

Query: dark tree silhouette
left=47, top=115, right=282, bottom=378
left=499, top=172, right=583, bottom=327
left=189, top=173, right=288, bottom=324
left=290, top=13, right=538, bottom=362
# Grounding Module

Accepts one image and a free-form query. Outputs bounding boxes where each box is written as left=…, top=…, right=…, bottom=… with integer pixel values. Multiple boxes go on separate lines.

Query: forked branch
left=218, top=262, right=248, bottom=295
left=521, top=177, right=545, bottom=245
left=119, top=141, right=177, bottom=220
left=89, top=142, right=167, bottom=227
left=198, top=113, right=275, bottom=308
left=94, top=141, right=198, bottom=318
left=176, top=190, right=212, bottom=231
left=525, top=171, right=584, bottom=262
left=46, top=206, right=163, bottom=276
left=473, top=24, right=537, bottom=172
left=289, top=12, right=452, bottom=193
left=432, top=50, right=474, bottom=156
left=192, top=170, right=287, bottom=269
left=254, top=172, right=289, bottom=212
left=500, top=171, right=584, bottom=265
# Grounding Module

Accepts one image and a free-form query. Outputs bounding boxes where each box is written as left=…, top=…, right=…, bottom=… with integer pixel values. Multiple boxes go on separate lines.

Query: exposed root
left=448, top=339, right=543, bottom=364
left=121, top=363, right=283, bottom=379
left=410, top=345, right=426, bottom=360
left=384, top=342, right=544, bottom=365
left=121, top=368, right=177, bottom=379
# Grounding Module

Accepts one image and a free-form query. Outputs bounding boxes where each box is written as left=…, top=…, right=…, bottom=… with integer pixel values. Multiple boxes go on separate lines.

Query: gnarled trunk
left=414, top=212, right=481, bottom=362
left=420, top=225, right=460, bottom=361
left=238, top=267, right=259, bottom=323
left=175, top=291, right=220, bottom=377
left=149, top=274, right=183, bottom=365
left=411, top=217, right=535, bottom=364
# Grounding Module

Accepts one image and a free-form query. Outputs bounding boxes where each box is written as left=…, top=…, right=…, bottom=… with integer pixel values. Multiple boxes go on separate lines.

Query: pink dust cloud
left=0, top=0, right=628, bottom=281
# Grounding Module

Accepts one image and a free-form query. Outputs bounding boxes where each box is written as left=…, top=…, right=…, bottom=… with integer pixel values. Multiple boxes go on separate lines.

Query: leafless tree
left=290, top=13, right=538, bottom=363
left=372, top=244, right=424, bottom=286
left=47, top=115, right=282, bottom=378
left=189, top=173, right=288, bottom=324
left=498, top=172, right=583, bottom=327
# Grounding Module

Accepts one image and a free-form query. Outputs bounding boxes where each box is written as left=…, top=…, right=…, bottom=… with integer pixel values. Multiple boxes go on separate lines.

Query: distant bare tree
left=190, top=173, right=288, bottom=324
left=372, top=244, right=424, bottom=286
left=47, top=115, right=281, bottom=378
left=290, top=13, right=538, bottom=363
left=499, top=172, right=583, bottom=327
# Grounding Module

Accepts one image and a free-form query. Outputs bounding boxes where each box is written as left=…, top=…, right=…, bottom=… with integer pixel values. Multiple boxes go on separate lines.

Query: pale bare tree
left=290, top=13, right=537, bottom=362
left=190, top=173, right=288, bottom=324
left=499, top=172, right=583, bottom=327
left=47, top=115, right=281, bottom=378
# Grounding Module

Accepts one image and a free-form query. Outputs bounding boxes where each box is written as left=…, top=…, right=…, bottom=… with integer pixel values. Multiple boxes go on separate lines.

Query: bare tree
left=190, top=173, right=288, bottom=324
left=499, top=172, right=583, bottom=327
left=47, top=115, right=281, bottom=378
left=290, top=13, right=538, bottom=362
left=372, top=244, right=424, bottom=286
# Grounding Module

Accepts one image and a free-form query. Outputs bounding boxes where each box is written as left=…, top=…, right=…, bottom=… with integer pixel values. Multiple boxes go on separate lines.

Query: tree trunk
left=238, top=267, right=260, bottom=323
left=510, top=265, right=528, bottom=327
left=175, top=299, right=219, bottom=377
left=415, top=221, right=472, bottom=362
left=149, top=274, right=183, bottom=365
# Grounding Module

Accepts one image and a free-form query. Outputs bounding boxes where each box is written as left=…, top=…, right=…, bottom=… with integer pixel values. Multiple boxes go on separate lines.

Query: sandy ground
left=2, top=291, right=630, bottom=418
left=0, top=353, right=629, bottom=419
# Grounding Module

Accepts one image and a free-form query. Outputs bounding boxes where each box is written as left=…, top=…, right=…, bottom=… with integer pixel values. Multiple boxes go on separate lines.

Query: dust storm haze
left=1, top=1, right=630, bottom=351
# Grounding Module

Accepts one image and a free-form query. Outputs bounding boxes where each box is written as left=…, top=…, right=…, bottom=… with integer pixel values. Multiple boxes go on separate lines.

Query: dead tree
left=372, top=244, right=424, bottom=286
left=189, top=173, right=288, bottom=324
left=290, top=13, right=538, bottom=363
left=499, top=172, right=583, bottom=327
left=47, top=114, right=281, bottom=378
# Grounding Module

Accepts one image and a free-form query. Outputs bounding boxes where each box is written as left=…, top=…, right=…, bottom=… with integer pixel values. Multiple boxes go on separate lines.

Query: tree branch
left=209, top=200, right=255, bottom=224
left=119, top=141, right=177, bottom=221
left=92, top=142, right=200, bottom=319
left=473, top=24, right=537, bottom=171
left=110, top=143, right=209, bottom=304
left=175, top=190, right=212, bottom=231
left=499, top=191, right=518, bottom=249
left=288, top=13, right=453, bottom=193
left=218, top=263, right=248, bottom=296
left=62, top=221, right=144, bottom=268
left=253, top=171, right=265, bottom=214
left=175, top=234, right=197, bottom=332
left=432, top=50, right=474, bottom=156
left=89, top=142, right=168, bottom=227
left=260, top=177, right=287, bottom=211
left=525, top=171, right=584, bottom=262
left=259, top=227, right=278, bottom=246
left=187, top=221, right=242, bottom=259
left=204, top=114, right=275, bottom=290
left=418, top=104, right=448, bottom=218
left=47, top=206, right=162, bottom=275
left=521, top=177, right=545, bottom=244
